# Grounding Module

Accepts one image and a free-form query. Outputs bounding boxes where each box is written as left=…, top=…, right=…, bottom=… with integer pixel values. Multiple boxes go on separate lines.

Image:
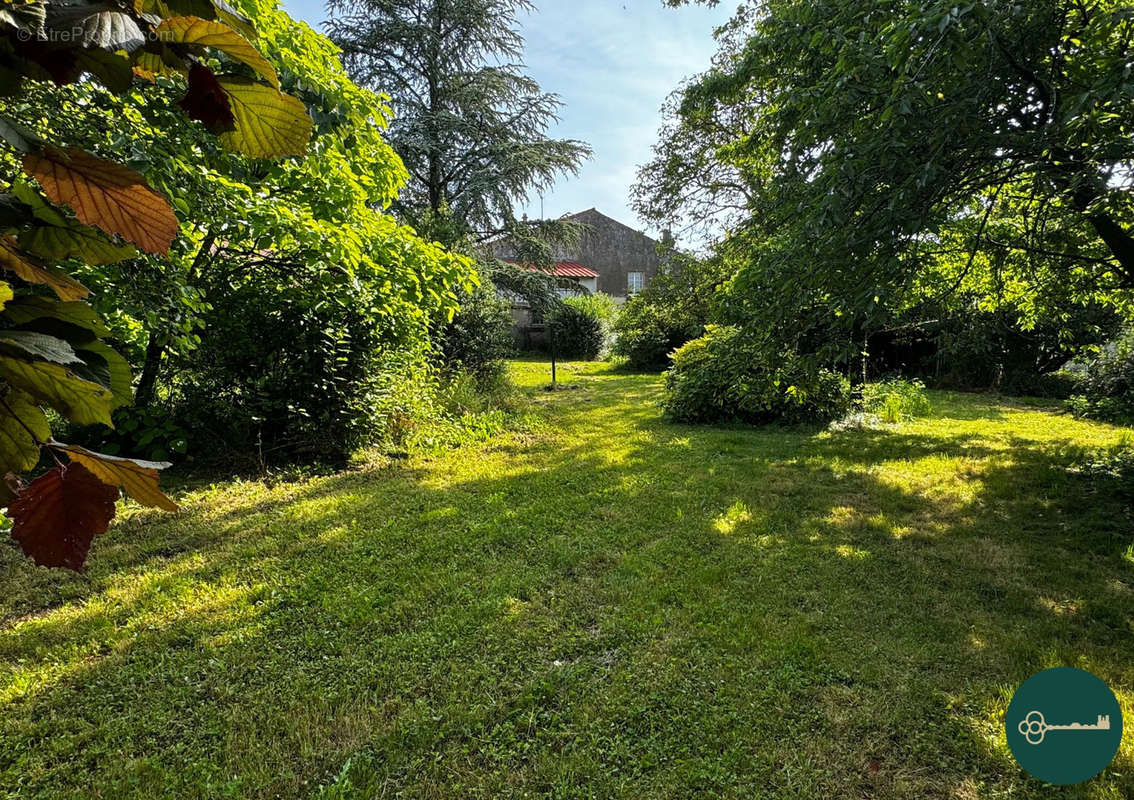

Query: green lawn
left=2, top=361, right=1133, bottom=799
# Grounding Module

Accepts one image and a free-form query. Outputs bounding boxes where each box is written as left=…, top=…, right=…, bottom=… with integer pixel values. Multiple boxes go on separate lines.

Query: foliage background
left=1, top=0, right=478, bottom=464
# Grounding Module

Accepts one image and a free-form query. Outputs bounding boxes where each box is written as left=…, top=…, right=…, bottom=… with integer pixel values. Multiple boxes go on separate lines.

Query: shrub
left=662, top=325, right=851, bottom=425
left=366, top=343, right=442, bottom=452
left=860, top=379, right=932, bottom=422
left=169, top=260, right=439, bottom=465
left=547, top=300, right=607, bottom=360
left=66, top=406, right=190, bottom=464
left=613, top=293, right=702, bottom=370
left=997, top=369, right=1082, bottom=399
left=439, top=281, right=514, bottom=384
left=1067, top=330, right=1134, bottom=424
left=866, top=305, right=1120, bottom=393
left=612, top=251, right=723, bottom=370
left=564, top=292, right=619, bottom=349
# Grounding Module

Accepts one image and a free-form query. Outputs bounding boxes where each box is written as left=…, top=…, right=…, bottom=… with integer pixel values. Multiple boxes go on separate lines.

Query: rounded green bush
left=613, top=294, right=701, bottom=370
left=548, top=299, right=607, bottom=360
left=439, top=282, right=515, bottom=383
left=662, top=325, right=851, bottom=425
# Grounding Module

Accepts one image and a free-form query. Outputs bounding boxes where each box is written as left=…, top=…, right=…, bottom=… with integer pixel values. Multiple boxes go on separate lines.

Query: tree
left=323, top=0, right=590, bottom=245
left=0, top=0, right=471, bottom=569
left=640, top=0, right=1134, bottom=355
left=613, top=249, right=726, bottom=369
left=3, top=0, right=475, bottom=465
left=0, top=0, right=315, bottom=568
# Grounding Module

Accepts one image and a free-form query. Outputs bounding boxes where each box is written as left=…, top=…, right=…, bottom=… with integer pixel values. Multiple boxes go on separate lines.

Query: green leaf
left=76, top=48, right=135, bottom=93
left=213, top=0, right=257, bottom=42
left=0, top=330, right=82, bottom=364
left=0, top=113, right=41, bottom=153
left=216, top=77, right=312, bottom=158
left=73, top=339, right=133, bottom=407
left=10, top=180, right=68, bottom=227
left=0, top=355, right=114, bottom=426
left=21, top=223, right=139, bottom=265
left=0, top=389, right=49, bottom=474
left=2, top=296, right=111, bottom=338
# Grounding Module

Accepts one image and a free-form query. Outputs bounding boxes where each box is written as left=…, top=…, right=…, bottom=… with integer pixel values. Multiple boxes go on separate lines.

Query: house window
left=627, top=271, right=644, bottom=294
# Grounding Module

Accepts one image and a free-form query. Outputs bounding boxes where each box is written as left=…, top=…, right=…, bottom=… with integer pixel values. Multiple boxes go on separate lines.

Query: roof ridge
left=565, top=208, right=658, bottom=243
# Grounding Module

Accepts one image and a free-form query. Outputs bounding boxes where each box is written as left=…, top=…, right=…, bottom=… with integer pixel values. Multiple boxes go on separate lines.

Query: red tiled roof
left=503, top=259, right=598, bottom=279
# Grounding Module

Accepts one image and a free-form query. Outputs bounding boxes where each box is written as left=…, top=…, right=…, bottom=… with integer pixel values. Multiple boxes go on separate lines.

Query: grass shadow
left=1, top=368, right=1131, bottom=798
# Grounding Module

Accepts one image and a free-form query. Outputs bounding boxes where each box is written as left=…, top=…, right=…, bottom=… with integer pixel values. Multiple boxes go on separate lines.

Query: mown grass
left=2, top=360, right=1132, bottom=799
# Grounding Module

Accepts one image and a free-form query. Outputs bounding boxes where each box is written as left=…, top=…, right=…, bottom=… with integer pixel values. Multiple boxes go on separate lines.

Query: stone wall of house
left=488, top=208, right=665, bottom=299
left=559, top=209, right=662, bottom=298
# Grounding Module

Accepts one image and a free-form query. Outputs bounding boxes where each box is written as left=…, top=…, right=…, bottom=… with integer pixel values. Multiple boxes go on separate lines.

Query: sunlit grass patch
left=1, top=362, right=1132, bottom=798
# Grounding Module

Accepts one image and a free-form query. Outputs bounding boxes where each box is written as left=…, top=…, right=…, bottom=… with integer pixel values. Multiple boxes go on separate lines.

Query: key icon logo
left=1006, top=667, right=1123, bottom=785
left=1017, top=709, right=1111, bottom=745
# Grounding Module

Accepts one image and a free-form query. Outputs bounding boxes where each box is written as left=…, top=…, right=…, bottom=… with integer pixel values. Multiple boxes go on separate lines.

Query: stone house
left=493, top=208, right=666, bottom=301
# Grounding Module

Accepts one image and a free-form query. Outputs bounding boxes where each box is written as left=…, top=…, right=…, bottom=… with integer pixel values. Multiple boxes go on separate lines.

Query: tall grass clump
left=860, top=378, right=932, bottom=422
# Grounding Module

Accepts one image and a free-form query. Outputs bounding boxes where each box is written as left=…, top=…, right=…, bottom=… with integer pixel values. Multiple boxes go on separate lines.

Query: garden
left=0, top=0, right=1132, bottom=797
left=3, top=362, right=1132, bottom=797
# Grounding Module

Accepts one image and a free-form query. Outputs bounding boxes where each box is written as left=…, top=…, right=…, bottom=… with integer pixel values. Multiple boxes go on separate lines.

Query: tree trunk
left=861, top=330, right=868, bottom=385
left=135, top=230, right=217, bottom=407
left=1060, top=161, right=1134, bottom=287
left=1086, top=212, right=1134, bottom=287
left=134, top=332, right=164, bottom=408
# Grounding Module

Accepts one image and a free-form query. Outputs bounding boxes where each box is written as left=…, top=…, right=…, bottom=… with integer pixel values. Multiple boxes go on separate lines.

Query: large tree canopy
left=323, top=0, right=590, bottom=243
left=639, top=0, right=1134, bottom=349
left=0, top=0, right=474, bottom=568
left=2, top=0, right=473, bottom=403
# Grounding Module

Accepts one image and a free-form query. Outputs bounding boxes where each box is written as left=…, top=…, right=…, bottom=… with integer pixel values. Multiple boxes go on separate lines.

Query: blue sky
left=279, top=0, right=733, bottom=235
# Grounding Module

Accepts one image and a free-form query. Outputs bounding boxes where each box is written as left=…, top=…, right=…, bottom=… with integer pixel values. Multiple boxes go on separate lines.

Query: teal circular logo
left=1006, top=667, right=1123, bottom=785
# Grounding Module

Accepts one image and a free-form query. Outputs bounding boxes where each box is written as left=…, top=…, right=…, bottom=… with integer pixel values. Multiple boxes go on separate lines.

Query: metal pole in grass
left=549, top=316, right=557, bottom=387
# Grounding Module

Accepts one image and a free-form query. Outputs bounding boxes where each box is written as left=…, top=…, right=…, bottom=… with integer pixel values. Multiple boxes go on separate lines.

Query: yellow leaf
left=51, top=440, right=178, bottom=511
left=216, top=77, right=312, bottom=158
left=0, top=236, right=90, bottom=301
left=74, top=339, right=133, bottom=408
left=133, top=49, right=186, bottom=82
left=157, top=16, right=279, bottom=89
left=0, top=389, right=49, bottom=474
left=0, top=356, right=114, bottom=426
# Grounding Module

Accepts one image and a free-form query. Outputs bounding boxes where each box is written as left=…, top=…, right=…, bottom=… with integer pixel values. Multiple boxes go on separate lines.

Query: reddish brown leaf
left=22, top=146, right=179, bottom=256
left=178, top=62, right=235, bottom=133
left=9, top=463, right=119, bottom=570
left=13, top=41, right=81, bottom=86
